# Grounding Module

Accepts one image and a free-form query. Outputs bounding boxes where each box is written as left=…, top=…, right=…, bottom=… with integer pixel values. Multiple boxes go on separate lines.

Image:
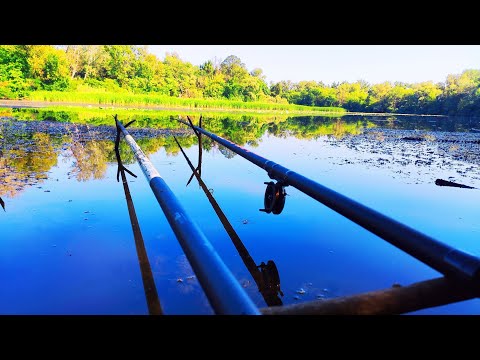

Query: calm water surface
left=1, top=110, right=480, bottom=314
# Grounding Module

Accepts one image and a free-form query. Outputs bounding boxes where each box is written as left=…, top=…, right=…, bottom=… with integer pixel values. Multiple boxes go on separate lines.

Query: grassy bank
left=26, top=90, right=346, bottom=114
left=4, top=106, right=297, bottom=128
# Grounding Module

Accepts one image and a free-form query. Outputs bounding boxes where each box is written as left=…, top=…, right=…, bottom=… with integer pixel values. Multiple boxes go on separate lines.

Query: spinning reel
left=259, top=180, right=287, bottom=215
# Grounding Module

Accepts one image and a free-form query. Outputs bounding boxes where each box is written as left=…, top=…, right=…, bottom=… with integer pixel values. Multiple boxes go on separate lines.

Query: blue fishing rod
left=116, top=117, right=260, bottom=315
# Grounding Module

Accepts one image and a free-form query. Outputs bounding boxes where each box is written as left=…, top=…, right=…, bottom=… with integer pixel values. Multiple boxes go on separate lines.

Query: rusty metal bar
left=261, top=277, right=479, bottom=315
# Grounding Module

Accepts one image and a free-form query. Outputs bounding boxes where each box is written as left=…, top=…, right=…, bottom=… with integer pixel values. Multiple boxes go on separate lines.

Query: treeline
left=271, top=73, right=480, bottom=116
left=0, top=45, right=279, bottom=103
left=1, top=45, right=480, bottom=116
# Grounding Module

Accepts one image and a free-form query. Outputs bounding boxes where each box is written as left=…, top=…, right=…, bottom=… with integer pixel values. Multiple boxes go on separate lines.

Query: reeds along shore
left=26, top=91, right=346, bottom=114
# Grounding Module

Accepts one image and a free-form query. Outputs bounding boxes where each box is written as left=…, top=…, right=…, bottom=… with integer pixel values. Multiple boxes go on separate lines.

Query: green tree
left=438, top=69, right=480, bottom=115
left=81, top=45, right=108, bottom=80
left=220, top=55, right=255, bottom=100
left=162, top=53, right=200, bottom=97
left=65, top=45, right=85, bottom=79
left=102, top=45, right=137, bottom=87
left=25, top=45, right=70, bottom=90
left=367, top=82, right=393, bottom=112
left=270, top=80, right=294, bottom=98
left=199, top=60, right=214, bottom=75
left=248, top=68, right=270, bottom=100
left=402, top=81, right=443, bottom=114
left=198, top=60, right=224, bottom=98
left=0, top=45, right=30, bottom=98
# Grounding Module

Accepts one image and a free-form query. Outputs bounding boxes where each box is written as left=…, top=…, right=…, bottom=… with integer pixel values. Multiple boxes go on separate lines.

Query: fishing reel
left=257, top=260, right=284, bottom=298
left=259, top=180, right=287, bottom=215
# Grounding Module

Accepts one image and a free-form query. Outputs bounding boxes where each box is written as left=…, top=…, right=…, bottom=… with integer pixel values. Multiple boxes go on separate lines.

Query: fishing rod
left=173, top=125, right=283, bottom=306
left=114, top=122, right=163, bottom=315
left=115, top=116, right=260, bottom=315
left=178, top=117, right=480, bottom=285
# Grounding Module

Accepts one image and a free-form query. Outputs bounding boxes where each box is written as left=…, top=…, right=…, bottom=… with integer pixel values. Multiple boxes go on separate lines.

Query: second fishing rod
left=177, top=116, right=480, bottom=286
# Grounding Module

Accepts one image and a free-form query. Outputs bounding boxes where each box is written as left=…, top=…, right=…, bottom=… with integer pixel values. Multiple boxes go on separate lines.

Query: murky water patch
left=324, top=128, right=480, bottom=187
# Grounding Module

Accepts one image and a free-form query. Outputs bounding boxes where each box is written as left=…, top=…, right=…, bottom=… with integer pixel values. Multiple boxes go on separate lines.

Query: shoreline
left=0, top=99, right=344, bottom=115
left=0, top=99, right=452, bottom=118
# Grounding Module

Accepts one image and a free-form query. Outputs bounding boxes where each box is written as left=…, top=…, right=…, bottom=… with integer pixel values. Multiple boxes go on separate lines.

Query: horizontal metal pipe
left=117, top=120, right=260, bottom=315
left=178, top=118, right=480, bottom=284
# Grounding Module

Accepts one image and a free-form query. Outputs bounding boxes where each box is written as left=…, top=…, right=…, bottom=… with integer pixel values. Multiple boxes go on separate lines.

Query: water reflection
left=2, top=110, right=479, bottom=201
left=9, top=105, right=480, bottom=142
left=70, top=139, right=110, bottom=181
left=265, top=116, right=366, bottom=139
left=0, top=128, right=61, bottom=198
left=1, top=108, right=480, bottom=314
left=0, top=118, right=191, bottom=199
left=346, top=114, right=480, bottom=133
left=8, top=106, right=370, bottom=143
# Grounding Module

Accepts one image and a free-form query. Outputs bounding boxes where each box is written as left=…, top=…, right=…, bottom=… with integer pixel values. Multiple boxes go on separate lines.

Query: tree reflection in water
left=0, top=119, right=185, bottom=199
left=0, top=111, right=377, bottom=200
left=69, top=139, right=110, bottom=181
left=0, top=131, right=60, bottom=198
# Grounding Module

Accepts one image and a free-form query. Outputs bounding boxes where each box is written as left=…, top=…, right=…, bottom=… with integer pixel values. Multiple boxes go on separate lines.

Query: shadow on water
left=435, top=178, right=477, bottom=189
left=174, top=117, right=284, bottom=307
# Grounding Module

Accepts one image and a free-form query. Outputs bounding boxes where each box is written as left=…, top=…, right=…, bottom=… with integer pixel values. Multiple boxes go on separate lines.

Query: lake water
left=1, top=108, right=480, bottom=315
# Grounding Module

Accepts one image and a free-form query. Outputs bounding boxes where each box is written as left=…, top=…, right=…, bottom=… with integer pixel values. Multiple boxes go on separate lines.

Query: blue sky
left=148, top=45, right=480, bottom=86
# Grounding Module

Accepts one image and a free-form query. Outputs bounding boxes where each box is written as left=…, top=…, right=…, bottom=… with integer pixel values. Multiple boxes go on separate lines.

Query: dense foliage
left=1, top=45, right=479, bottom=116
left=274, top=73, right=480, bottom=116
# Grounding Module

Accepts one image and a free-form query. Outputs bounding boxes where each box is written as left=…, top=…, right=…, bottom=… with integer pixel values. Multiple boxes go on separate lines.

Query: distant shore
left=0, top=99, right=198, bottom=112
left=0, top=99, right=450, bottom=118
left=0, top=99, right=345, bottom=115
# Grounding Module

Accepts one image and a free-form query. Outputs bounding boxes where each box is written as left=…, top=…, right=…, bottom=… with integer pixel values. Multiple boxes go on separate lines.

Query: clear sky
left=148, top=45, right=480, bottom=86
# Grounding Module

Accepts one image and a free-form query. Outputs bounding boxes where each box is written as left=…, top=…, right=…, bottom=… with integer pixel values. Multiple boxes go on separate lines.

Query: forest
left=1, top=45, right=479, bottom=116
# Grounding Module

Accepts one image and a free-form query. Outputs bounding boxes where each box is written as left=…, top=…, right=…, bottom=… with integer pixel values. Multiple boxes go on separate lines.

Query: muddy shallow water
left=331, top=128, right=480, bottom=185
left=1, top=113, right=480, bottom=315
